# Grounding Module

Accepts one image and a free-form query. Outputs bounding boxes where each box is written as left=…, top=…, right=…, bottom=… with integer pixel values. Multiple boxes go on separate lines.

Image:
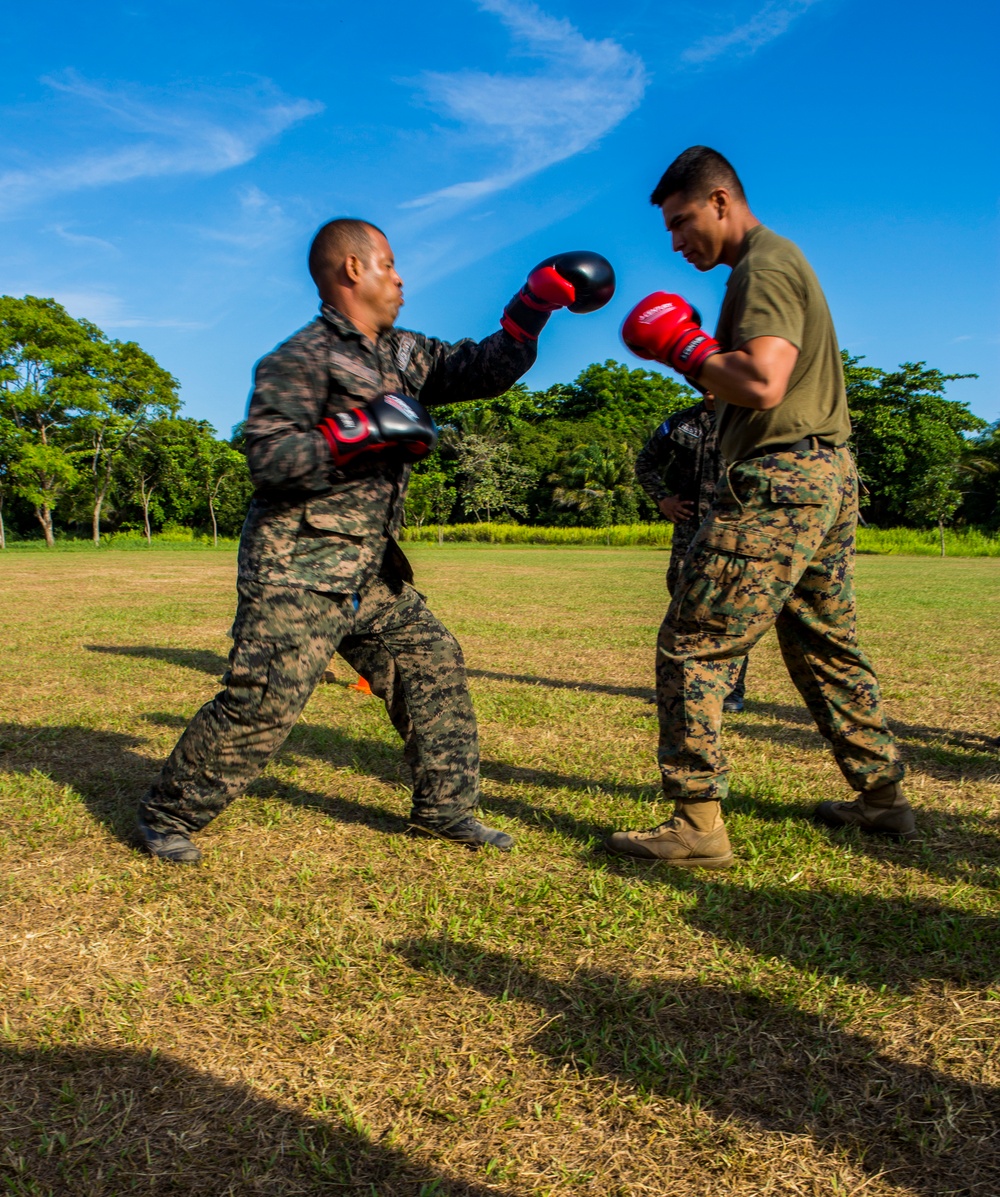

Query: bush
left=855, top=525, right=1000, bottom=557
left=402, top=523, right=674, bottom=546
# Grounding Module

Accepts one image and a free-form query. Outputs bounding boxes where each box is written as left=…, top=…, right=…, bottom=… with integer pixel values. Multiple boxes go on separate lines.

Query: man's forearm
left=697, top=349, right=783, bottom=410
left=696, top=335, right=798, bottom=411
left=245, top=427, right=333, bottom=494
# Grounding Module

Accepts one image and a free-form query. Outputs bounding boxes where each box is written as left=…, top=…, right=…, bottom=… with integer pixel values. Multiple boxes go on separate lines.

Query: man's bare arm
left=697, top=336, right=798, bottom=411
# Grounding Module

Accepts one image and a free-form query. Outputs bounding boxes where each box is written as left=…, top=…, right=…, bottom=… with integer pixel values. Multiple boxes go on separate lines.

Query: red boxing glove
left=621, top=292, right=721, bottom=378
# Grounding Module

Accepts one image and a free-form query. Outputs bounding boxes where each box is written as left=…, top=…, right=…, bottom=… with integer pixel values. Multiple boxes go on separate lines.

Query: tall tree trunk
left=209, top=496, right=219, bottom=547
left=92, top=460, right=113, bottom=546
left=92, top=492, right=104, bottom=546
left=35, top=505, right=55, bottom=548
left=139, top=477, right=154, bottom=545
left=0, top=498, right=5, bottom=550
left=939, top=516, right=946, bottom=558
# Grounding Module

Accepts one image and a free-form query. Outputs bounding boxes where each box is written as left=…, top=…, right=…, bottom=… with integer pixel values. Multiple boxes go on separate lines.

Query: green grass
left=0, top=547, right=998, bottom=1195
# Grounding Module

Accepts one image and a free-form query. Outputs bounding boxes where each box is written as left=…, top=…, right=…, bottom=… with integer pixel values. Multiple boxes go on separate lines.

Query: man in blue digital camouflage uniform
left=137, top=219, right=614, bottom=863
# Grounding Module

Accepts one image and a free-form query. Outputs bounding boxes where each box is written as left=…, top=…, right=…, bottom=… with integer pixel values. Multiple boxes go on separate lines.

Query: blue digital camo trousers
left=657, top=444, right=904, bottom=804
left=140, top=562, right=479, bottom=834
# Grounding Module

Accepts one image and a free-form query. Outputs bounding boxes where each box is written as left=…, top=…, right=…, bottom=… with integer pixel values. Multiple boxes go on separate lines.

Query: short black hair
left=308, top=218, right=386, bottom=286
left=649, top=146, right=746, bottom=207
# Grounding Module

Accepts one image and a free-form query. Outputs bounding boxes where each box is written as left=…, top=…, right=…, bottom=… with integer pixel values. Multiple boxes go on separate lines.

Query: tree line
left=1, top=294, right=997, bottom=547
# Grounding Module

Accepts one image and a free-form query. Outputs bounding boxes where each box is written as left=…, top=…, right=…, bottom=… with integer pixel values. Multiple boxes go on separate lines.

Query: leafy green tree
left=189, top=425, right=250, bottom=546
left=957, top=421, right=1000, bottom=528
left=552, top=360, right=694, bottom=443
left=845, top=355, right=984, bottom=526
left=8, top=442, right=79, bottom=545
left=550, top=442, right=638, bottom=534
left=120, top=418, right=190, bottom=544
left=406, top=464, right=456, bottom=538
left=0, top=296, right=92, bottom=544
left=453, top=433, right=532, bottom=524
left=0, top=415, right=21, bottom=549
left=75, top=339, right=180, bottom=545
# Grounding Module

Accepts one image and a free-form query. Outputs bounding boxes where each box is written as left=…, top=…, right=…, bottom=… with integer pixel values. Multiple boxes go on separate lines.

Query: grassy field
left=0, top=545, right=997, bottom=1196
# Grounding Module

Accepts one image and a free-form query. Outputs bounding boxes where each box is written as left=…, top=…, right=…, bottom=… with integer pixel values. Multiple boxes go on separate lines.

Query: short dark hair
left=308, top=218, right=386, bottom=285
left=649, top=146, right=746, bottom=207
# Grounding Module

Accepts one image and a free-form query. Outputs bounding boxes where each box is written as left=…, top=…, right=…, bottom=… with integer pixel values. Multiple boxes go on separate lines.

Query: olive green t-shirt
left=714, top=225, right=850, bottom=462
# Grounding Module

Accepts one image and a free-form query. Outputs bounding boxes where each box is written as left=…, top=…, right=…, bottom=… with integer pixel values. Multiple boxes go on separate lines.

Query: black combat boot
left=408, top=813, right=514, bottom=851
left=723, top=656, right=748, bottom=713
left=136, top=816, right=202, bottom=863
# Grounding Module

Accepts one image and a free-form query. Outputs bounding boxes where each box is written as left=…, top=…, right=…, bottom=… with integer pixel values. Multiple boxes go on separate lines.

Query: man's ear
left=343, top=253, right=365, bottom=284
left=709, top=187, right=730, bottom=220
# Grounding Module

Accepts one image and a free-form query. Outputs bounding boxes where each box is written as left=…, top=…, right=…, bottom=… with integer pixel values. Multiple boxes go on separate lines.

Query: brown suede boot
left=605, top=801, right=734, bottom=868
left=815, top=781, right=916, bottom=839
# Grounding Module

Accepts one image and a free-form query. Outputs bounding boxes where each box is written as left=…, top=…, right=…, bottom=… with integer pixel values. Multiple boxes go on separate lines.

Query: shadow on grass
left=85, top=644, right=999, bottom=794
left=468, top=667, right=654, bottom=702
left=0, top=720, right=409, bottom=849
left=85, top=648, right=1000, bottom=772
left=2, top=709, right=998, bottom=900
left=0, top=716, right=618, bottom=858
left=397, top=937, right=1000, bottom=1196
left=470, top=667, right=1000, bottom=780
left=0, top=1043, right=511, bottom=1196
left=1, top=718, right=997, bottom=990
left=616, top=868, right=999, bottom=989
left=85, top=643, right=231, bottom=679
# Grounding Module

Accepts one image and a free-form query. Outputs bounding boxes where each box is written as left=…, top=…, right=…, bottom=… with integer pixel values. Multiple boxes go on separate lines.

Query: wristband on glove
left=621, top=292, right=722, bottom=378
left=502, top=251, right=616, bottom=343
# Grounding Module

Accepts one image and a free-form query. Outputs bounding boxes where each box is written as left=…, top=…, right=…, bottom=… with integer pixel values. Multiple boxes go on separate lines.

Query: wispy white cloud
left=0, top=74, right=323, bottom=215
left=47, top=224, right=118, bottom=252
left=682, top=0, right=823, bottom=65
left=195, top=184, right=296, bottom=250
left=51, top=290, right=208, bottom=330
left=402, top=0, right=646, bottom=209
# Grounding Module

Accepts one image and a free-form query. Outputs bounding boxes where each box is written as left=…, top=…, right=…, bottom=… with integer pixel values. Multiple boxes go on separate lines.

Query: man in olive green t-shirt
left=606, top=145, right=911, bottom=868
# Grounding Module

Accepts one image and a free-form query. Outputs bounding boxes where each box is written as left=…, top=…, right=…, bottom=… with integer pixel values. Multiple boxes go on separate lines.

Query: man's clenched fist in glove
left=502, top=250, right=616, bottom=343
left=621, top=292, right=722, bottom=379
left=319, top=392, right=438, bottom=468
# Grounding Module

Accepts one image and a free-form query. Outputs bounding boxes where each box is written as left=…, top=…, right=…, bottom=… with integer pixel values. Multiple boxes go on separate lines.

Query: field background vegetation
left=0, top=545, right=998, bottom=1195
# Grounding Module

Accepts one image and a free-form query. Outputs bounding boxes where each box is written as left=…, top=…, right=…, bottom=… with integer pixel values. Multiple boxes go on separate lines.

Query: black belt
left=742, top=436, right=839, bottom=459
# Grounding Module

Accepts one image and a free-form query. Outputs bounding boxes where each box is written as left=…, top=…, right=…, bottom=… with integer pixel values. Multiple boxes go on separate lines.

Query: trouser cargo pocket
left=670, top=521, right=791, bottom=636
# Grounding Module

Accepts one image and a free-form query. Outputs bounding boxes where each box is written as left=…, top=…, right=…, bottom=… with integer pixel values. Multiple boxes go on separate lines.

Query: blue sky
left=1, top=0, right=997, bottom=433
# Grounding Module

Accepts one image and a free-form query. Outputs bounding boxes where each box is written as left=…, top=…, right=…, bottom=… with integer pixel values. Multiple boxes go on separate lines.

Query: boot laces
left=636, top=818, right=679, bottom=840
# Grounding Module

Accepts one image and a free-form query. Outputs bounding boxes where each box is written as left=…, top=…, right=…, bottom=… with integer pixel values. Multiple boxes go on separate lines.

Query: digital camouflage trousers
left=668, top=522, right=749, bottom=701
left=657, top=445, right=903, bottom=804
left=140, top=561, right=479, bottom=834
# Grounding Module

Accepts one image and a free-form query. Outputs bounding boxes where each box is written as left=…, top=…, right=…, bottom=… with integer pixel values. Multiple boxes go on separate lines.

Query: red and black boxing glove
left=502, top=250, right=616, bottom=342
left=621, top=292, right=722, bottom=379
left=318, top=393, right=438, bottom=469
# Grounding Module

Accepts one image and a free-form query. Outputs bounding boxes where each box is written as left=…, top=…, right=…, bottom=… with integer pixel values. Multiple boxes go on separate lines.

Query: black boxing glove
left=318, top=393, right=438, bottom=468
left=501, top=250, right=616, bottom=343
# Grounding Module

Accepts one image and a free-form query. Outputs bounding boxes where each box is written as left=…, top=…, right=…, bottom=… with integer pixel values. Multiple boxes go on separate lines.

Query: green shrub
left=401, top=522, right=675, bottom=546
left=856, top=525, right=1000, bottom=556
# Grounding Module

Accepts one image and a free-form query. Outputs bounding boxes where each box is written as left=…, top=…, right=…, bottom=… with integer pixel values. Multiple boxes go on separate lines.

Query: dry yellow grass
left=0, top=545, right=998, bottom=1196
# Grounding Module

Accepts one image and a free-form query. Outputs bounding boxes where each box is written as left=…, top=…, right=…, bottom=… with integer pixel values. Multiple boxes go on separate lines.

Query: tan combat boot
left=815, top=781, right=916, bottom=840
left=605, top=801, right=734, bottom=869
